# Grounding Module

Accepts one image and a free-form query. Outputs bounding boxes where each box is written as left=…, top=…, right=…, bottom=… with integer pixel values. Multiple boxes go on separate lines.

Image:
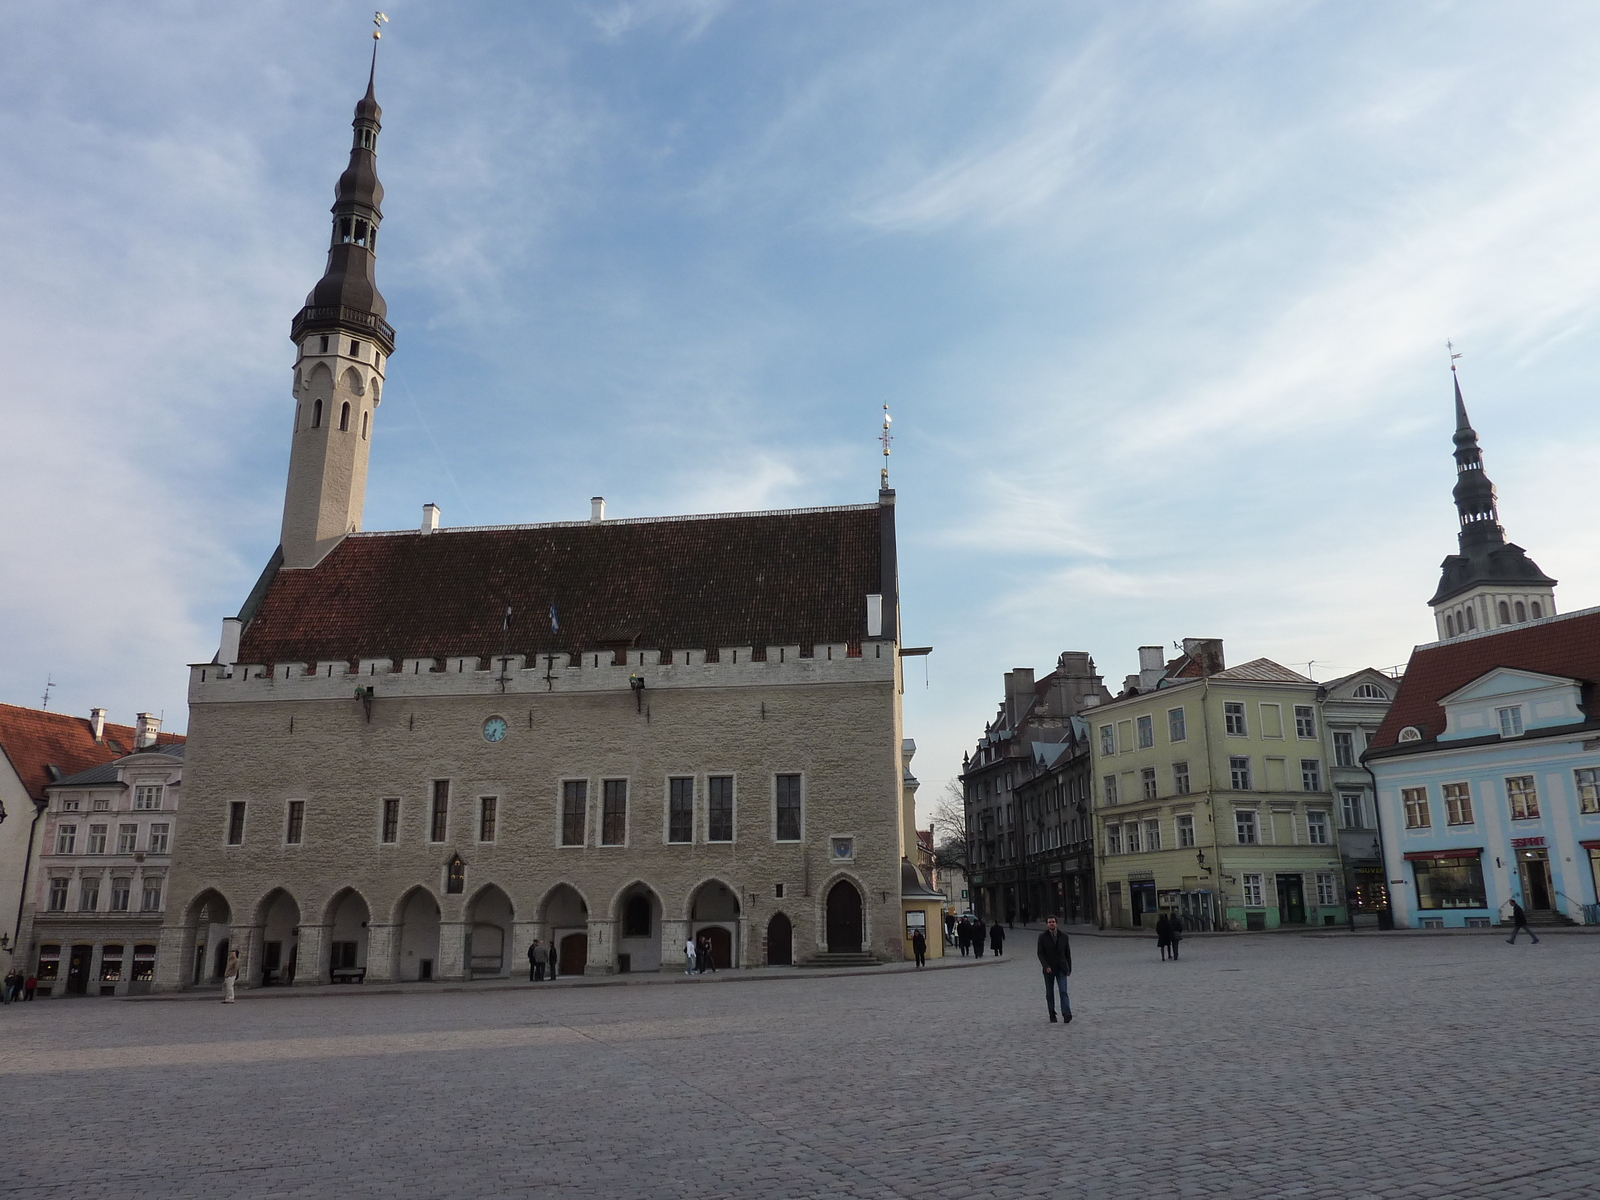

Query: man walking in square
left=1506, top=898, right=1540, bottom=944
left=1037, top=916, right=1072, bottom=1023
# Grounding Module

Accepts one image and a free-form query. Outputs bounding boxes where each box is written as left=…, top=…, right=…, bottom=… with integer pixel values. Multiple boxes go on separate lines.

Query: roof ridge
left=352, top=502, right=880, bottom=538
left=1412, top=601, right=1600, bottom=653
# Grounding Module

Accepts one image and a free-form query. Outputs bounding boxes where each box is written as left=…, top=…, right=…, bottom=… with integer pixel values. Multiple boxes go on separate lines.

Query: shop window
left=1413, top=855, right=1486, bottom=910
left=131, top=945, right=156, bottom=982
left=37, top=944, right=61, bottom=981
left=99, top=945, right=124, bottom=982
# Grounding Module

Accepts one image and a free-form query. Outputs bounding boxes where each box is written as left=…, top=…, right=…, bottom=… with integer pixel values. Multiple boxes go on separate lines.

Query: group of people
left=944, top=912, right=1005, bottom=958
left=1154, top=913, right=1183, bottom=961
left=683, top=935, right=720, bottom=974
left=2, top=969, right=37, bottom=1002
left=526, top=940, right=559, bottom=981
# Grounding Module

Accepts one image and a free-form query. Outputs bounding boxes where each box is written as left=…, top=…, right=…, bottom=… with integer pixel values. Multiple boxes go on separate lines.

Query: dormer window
left=1352, top=683, right=1387, bottom=700
left=1496, top=706, right=1523, bottom=738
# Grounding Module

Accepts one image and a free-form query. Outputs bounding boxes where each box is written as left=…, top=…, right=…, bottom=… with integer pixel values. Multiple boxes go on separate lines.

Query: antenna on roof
left=879, top=404, right=893, bottom=490
left=40, top=674, right=54, bottom=709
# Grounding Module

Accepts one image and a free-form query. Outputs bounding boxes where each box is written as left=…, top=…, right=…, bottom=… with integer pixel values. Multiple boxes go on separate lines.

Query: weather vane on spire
left=373, top=11, right=388, bottom=39
left=1446, top=338, right=1462, bottom=372
left=879, top=404, right=893, bottom=490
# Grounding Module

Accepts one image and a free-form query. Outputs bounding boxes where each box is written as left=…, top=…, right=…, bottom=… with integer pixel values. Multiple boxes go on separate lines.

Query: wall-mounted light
left=629, top=674, right=645, bottom=713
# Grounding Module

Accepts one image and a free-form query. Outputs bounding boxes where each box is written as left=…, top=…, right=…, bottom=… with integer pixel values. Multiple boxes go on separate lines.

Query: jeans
left=1508, top=922, right=1540, bottom=944
left=1043, top=970, right=1070, bottom=1016
left=222, top=976, right=236, bottom=1003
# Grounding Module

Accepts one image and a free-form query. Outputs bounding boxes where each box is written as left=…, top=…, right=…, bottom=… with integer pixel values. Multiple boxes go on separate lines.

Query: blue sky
left=3, top=2, right=1597, bottom=821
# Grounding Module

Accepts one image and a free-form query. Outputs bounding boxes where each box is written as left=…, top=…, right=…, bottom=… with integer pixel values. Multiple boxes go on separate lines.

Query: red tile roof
left=1369, top=606, right=1600, bottom=750
left=239, top=505, right=886, bottom=666
left=0, top=704, right=185, bottom=803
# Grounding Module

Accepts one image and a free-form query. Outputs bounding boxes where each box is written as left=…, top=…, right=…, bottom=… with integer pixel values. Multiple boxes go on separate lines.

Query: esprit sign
left=1511, top=837, right=1545, bottom=849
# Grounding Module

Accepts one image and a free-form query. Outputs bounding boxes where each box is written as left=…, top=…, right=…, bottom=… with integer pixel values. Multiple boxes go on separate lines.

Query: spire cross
left=1446, top=338, right=1462, bottom=371
left=879, top=404, right=893, bottom=489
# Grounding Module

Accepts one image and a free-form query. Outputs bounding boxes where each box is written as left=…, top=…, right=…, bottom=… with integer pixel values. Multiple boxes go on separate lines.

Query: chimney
left=1004, top=667, right=1036, bottom=727
left=421, top=503, right=440, bottom=534
left=89, top=707, right=106, bottom=744
left=1138, top=645, right=1165, bottom=691
left=1182, top=637, right=1226, bottom=676
left=218, top=617, right=242, bottom=666
left=134, top=713, right=160, bottom=749
left=590, top=497, right=606, bottom=524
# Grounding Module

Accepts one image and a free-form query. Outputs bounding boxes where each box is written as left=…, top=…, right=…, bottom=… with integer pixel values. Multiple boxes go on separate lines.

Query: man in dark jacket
left=989, top=920, right=1005, bottom=956
left=1037, top=916, right=1072, bottom=1022
left=1506, top=898, right=1540, bottom=944
left=911, top=926, right=927, bottom=968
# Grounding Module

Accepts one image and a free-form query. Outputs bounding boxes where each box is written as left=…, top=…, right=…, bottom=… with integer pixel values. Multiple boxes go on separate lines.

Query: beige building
left=156, top=69, right=912, bottom=992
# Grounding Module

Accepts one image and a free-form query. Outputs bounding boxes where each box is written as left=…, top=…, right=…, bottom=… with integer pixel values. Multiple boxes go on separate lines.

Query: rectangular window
left=479, top=796, right=498, bottom=843
left=1144, top=818, right=1161, bottom=852
left=1577, top=768, right=1600, bottom=815
left=708, top=776, right=734, bottom=842
left=601, top=780, right=627, bottom=845
left=1402, top=787, right=1431, bottom=829
left=226, top=802, right=246, bottom=845
left=775, top=774, right=802, bottom=841
left=1340, top=792, right=1364, bottom=829
left=430, top=781, right=450, bottom=842
left=1168, top=707, right=1186, bottom=743
left=87, top=824, right=107, bottom=854
left=1443, top=782, right=1473, bottom=825
left=117, top=824, right=137, bottom=853
left=1316, top=872, right=1338, bottom=906
left=668, top=778, right=694, bottom=843
left=1333, top=731, right=1355, bottom=768
left=1414, top=855, right=1487, bottom=910
left=1230, top=756, right=1251, bottom=790
left=1105, top=824, right=1122, bottom=855
left=110, top=878, right=131, bottom=912
left=48, top=879, right=69, bottom=911
left=1173, top=762, right=1190, bottom=796
left=1497, top=706, right=1524, bottom=738
left=1301, top=759, right=1322, bottom=792
left=55, top=825, right=76, bottom=854
left=1505, top=775, right=1539, bottom=820
left=1102, top=775, right=1118, bottom=806
left=79, top=877, right=100, bottom=911
left=1141, top=767, right=1158, bottom=801
left=92, top=797, right=108, bottom=811
left=131, top=944, right=157, bottom=982
left=1176, top=813, right=1195, bottom=848
left=1295, top=705, right=1317, bottom=739
left=1136, top=715, right=1154, bottom=749
left=1236, top=810, right=1258, bottom=845
left=1099, top=725, right=1115, bottom=756
left=99, top=945, right=123, bottom=982
left=1126, top=822, right=1142, bottom=853
left=148, top=823, right=170, bottom=854
left=60, top=797, right=79, bottom=812
left=1307, top=810, right=1329, bottom=845
left=285, top=800, right=305, bottom=845
left=381, top=798, right=400, bottom=843
left=1224, top=702, right=1247, bottom=736
left=133, top=785, right=162, bottom=810
left=1242, top=873, right=1264, bottom=906
left=142, top=880, right=163, bottom=912
left=561, top=780, right=587, bottom=846
left=1116, top=720, right=1134, bottom=753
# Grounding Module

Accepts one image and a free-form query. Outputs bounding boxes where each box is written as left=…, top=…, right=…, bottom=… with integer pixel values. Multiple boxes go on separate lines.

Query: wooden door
left=766, top=913, right=793, bottom=965
left=558, top=933, right=588, bottom=977
left=66, top=944, right=92, bottom=995
left=826, top=881, right=862, bottom=953
left=701, top=926, right=732, bottom=968
left=1276, top=875, right=1306, bottom=924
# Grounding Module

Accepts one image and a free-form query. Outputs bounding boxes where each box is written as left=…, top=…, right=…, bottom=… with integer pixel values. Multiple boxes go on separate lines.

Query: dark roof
left=0, top=706, right=186, bottom=803
left=1368, top=606, right=1600, bottom=752
left=238, top=504, right=888, bottom=666
left=50, top=744, right=186, bottom=789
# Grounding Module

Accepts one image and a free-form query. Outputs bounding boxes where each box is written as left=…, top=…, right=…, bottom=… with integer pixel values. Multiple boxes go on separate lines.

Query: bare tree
left=931, top=778, right=969, bottom=871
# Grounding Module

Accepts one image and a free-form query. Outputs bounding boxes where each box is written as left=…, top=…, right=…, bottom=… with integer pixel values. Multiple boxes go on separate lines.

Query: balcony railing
left=291, top=304, right=396, bottom=351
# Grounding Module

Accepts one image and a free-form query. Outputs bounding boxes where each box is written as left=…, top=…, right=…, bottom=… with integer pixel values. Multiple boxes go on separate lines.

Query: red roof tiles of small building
left=238, top=505, right=885, bottom=667
left=0, top=704, right=185, bottom=803
left=1369, top=605, right=1600, bottom=750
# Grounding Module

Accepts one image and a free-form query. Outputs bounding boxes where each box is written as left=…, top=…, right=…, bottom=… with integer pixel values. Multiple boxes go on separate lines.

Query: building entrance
left=1276, top=875, right=1307, bottom=925
left=558, top=933, right=588, bottom=977
left=825, top=881, right=863, bottom=952
left=1128, top=881, right=1156, bottom=927
left=1518, top=850, right=1553, bottom=911
left=66, top=944, right=93, bottom=995
left=766, top=913, right=793, bottom=965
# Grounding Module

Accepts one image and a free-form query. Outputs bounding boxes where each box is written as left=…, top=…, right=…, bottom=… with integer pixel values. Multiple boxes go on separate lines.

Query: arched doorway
left=186, top=891, right=231, bottom=987
left=689, top=879, right=741, bottom=968
left=256, top=889, right=300, bottom=986
left=465, top=885, right=513, bottom=978
left=766, top=913, right=793, bottom=966
left=325, top=889, right=371, bottom=984
left=396, top=887, right=441, bottom=981
left=540, top=884, right=588, bottom=978
left=826, top=880, right=863, bottom=953
left=614, top=883, right=662, bottom=972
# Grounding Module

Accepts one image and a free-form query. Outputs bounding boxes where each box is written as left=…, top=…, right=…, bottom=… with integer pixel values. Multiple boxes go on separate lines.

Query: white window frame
left=1136, top=715, right=1154, bottom=749
left=1167, top=707, right=1186, bottom=743
left=1099, top=725, right=1115, bottom=756
left=1505, top=775, right=1539, bottom=821
left=148, top=823, right=170, bottom=854
left=1242, top=873, right=1264, bottom=907
left=133, top=785, right=163, bottom=811
left=1294, top=705, right=1317, bottom=739
left=1497, top=706, right=1524, bottom=738
left=1176, top=813, right=1195, bottom=848
left=1235, top=809, right=1258, bottom=845
left=1173, top=761, right=1190, bottom=796
left=1144, top=818, right=1161, bottom=852
left=1316, top=873, right=1338, bottom=906
left=1301, top=759, right=1322, bottom=792
left=1443, top=782, right=1473, bottom=826
left=1224, top=702, right=1247, bottom=737
left=1333, top=731, right=1355, bottom=768
left=1340, top=792, right=1364, bottom=829
left=1306, top=810, right=1329, bottom=845
left=1402, top=787, right=1431, bottom=829
left=1230, top=756, right=1252, bottom=790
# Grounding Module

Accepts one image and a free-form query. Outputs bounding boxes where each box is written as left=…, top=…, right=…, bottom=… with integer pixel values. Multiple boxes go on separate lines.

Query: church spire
left=1428, top=363, right=1556, bottom=639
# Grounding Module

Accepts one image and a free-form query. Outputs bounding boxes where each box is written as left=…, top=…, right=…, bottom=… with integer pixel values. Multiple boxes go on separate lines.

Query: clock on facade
left=482, top=716, right=508, bottom=743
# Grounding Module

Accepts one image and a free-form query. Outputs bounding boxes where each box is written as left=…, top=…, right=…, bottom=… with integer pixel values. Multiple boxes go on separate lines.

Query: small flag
left=502, top=605, right=512, bottom=632
left=549, top=601, right=560, bottom=632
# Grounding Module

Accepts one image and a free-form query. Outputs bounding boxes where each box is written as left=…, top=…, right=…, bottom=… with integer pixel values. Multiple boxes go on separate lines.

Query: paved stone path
left=2, top=932, right=1595, bottom=1198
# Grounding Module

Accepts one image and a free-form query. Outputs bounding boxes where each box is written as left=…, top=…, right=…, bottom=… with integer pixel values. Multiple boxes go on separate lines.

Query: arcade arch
left=540, top=884, right=588, bottom=978
left=689, top=879, right=741, bottom=969
left=254, top=889, right=301, bottom=986
left=465, top=884, right=513, bottom=979
left=325, top=888, right=371, bottom=981
left=184, top=889, right=231, bottom=987
left=395, top=886, right=441, bottom=982
left=613, top=882, right=662, bottom=972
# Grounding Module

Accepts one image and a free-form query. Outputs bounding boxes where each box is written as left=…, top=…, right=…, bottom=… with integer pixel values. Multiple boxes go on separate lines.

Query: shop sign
left=1511, top=837, right=1545, bottom=848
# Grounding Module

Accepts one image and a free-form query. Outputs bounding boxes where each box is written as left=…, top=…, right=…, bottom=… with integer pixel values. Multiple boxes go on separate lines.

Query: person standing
left=24, top=974, right=37, bottom=1000
left=1036, top=916, right=1073, bottom=1023
left=944, top=911, right=956, bottom=943
left=1155, top=913, right=1172, bottom=961
left=222, top=950, right=239, bottom=1003
left=911, top=926, right=927, bottom=968
left=684, top=937, right=697, bottom=975
left=1507, top=898, right=1540, bottom=944
left=1, top=970, right=13, bottom=1005
left=528, top=940, right=542, bottom=982
left=989, top=920, right=1005, bottom=957
left=702, top=935, right=718, bottom=973
left=1168, top=915, right=1182, bottom=961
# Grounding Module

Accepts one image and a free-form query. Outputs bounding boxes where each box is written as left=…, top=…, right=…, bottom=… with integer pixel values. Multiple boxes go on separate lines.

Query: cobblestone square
left=3, top=931, right=1595, bottom=1199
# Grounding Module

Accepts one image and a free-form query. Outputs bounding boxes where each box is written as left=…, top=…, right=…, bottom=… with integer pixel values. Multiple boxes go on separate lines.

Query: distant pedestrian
left=1, top=970, right=14, bottom=1004
left=1155, top=913, right=1172, bottom=961
left=1037, top=916, right=1073, bottom=1023
left=1506, top=899, right=1540, bottom=944
left=1006, top=905, right=1015, bottom=929
left=684, top=938, right=697, bottom=975
left=701, top=936, right=718, bottom=973
left=911, top=927, right=927, bottom=968
left=944, top=911, right=955, bottom=942
left=222, top=950, right=239, bottom=1003
left=1020, top=902, right=1030, bottom=926
left=1168, top=915, right=1182, bottom=961
left=24, top=974, right=37, bottom=1000
left=529, top=940, right=543, bottom=982
left=989, top=920, right=1005, bottom=957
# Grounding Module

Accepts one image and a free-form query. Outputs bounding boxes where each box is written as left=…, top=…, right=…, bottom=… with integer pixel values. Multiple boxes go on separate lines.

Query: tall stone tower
left=279, top=61, right=395, bottom=570
left=1428, top=369, right=1556, bottom=641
